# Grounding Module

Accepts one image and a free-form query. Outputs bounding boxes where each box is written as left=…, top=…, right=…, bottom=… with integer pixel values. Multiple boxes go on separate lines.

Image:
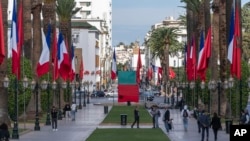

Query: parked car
left=142, top=91, right=154, bottom=101
left=105, top=90, right=118, bottom=97
left=91, top=91, right=105, bottom=97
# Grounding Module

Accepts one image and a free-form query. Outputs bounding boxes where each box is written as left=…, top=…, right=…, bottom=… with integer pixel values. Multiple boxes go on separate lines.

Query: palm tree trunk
left=23, top=0, right=32, bottom=59
left=26, top=1, right=43, bottom=119
left=211, top=0, right=220, bottom=114
left=0, top=0, right=10, bottom=126
left=219, top=0, right=228, bottom=117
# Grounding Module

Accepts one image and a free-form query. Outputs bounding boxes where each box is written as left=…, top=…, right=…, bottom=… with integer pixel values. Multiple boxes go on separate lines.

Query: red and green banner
left=118, top=71, right=139, bottom=102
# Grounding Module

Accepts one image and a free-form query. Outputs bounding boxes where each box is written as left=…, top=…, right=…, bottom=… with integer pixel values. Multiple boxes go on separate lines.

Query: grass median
left=86, top=105, right=170, bottom=141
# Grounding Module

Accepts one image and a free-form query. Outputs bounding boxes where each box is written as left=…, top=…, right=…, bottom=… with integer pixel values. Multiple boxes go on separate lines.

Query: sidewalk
left=10, top=104, right=107, bottom=141
left=9, top=104, right=230, bottom=141
left=159, top=108, right=230, bottom=141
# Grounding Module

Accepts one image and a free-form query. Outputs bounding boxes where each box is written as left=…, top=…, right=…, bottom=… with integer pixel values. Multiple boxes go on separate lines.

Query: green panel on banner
left=118, top=71, right=136, bottom=84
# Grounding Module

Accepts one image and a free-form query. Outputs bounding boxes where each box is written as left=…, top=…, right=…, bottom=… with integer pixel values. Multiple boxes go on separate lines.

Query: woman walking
left=210, top=112, right=221, bottom=141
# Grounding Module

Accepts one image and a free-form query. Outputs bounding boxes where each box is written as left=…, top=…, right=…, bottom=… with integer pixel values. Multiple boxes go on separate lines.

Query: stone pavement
left=10, top=104, right=107, bottom=141
left=9, top=103, right=230, bottom=141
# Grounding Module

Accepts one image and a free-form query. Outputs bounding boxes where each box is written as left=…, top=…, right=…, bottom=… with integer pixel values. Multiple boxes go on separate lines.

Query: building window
left=79, top=2, right=91, bottom=7
left=173, top=60, right=176, bottom=67
left=72, top=34, right=79, bottom=43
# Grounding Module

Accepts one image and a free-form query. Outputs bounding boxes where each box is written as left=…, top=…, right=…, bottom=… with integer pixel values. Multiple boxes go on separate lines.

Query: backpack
left=183, top=109, right=188, bottom=117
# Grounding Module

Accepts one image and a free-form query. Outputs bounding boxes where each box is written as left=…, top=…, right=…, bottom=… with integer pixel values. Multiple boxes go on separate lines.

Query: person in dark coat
left=0, top=123, right=10, bottom=141
left=163, top=106, right=170, bottom=132
left=199, top=110, right=210, bottom=141
left=51, top=106, right=58, bottom=131
left=131, top=106, right=139, bottom=128
left=210, top=112, right=221, bottom=141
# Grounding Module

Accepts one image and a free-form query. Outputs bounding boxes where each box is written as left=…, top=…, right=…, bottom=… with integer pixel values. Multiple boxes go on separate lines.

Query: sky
left=112, top=0, right=249, bottom=47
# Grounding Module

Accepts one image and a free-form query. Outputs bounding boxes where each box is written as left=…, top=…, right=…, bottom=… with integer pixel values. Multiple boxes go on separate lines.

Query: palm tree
left=0, top=0, right=9, bottom=125
left=56, top=0, right=81, bottom=52
left=147, top=27, right=179, bottom=93
left=42, top=0, right=56, bottom=35
left=23, top=0, right=32, bottom=59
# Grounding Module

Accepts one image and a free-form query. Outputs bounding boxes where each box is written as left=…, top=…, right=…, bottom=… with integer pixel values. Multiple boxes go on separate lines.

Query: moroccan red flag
left=52, top=29, right=58, bottom=81
left=231, top=2, right=241, bottom=79
left=0, top=1, right=5, bottom=65
left=187, top=36, right=197, bottom=81
left=118, top=84, right=139, bottom=102
left=169, top=67, right=176, bottom=79
left=147, top=67, right=152, bottom=80
left=136, top=48, right=142, bottom=83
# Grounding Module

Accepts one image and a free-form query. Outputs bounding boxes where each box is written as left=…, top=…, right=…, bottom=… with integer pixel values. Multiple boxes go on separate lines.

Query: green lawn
left=102, top=105, right=152, bottom=124
left=86, top=128, right=170, bottom=141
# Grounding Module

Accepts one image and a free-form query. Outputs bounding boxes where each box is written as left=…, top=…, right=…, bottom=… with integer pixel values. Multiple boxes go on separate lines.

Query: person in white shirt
left=71, top=102, right=77, bottom=121
left=181, top=105, right=190, bottom=131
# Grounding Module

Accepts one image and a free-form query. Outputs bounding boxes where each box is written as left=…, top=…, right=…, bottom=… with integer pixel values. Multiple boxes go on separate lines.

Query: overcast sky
left=112, top=0, right=249, bottom=47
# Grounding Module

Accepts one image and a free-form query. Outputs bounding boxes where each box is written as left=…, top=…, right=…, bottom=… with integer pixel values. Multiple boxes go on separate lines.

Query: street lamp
left=77, top=82, right=82, bottom=109
left=83, top=81, right=87, bottom=107
left=22, top=76, right=29, bottom=129
left=70, top=81, right=76, bottom=103
left=190, top=81, right=195, bottom=107
left=200, top=81, right=205, bottom=109
left=30, top=80, right=46, bottom=131
left=42, top=80, right=51, bottom=126
left=3, top=76, right=18, bottom=138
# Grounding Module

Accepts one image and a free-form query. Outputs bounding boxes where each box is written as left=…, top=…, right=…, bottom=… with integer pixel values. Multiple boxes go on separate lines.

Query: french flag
left=57, top=32, right=70, bottom=80
left=11, top=0, right=19, bottom=78
left=197, top=27, right=212, bottom=81
left=36, top=24, right=51, bottom=77
left=227, top=5, right=234, bottom=64
left=111, top=48, right=117, bottom=80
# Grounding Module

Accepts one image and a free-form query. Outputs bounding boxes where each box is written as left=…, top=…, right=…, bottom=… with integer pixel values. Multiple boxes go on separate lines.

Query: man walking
left=199, top=110, right=210, bottom=141
left=131, top=106, right=139, bottom=128
left=51, top=106, right=58, bottom=131
left=163, top=106, right=170, bottom=133
left=71, top=102, right=77, bottom=121
left=181, top=105, right=190, bottom=131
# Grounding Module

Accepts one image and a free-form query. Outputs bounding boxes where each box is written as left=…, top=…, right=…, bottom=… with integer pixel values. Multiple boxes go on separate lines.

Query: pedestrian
left=180, top=105, right=190, bottom=131
left=51, top=106, right=58, bottom=131
left=194, top=107, right=202, bottom=133
left=199, top=110, right=210, bottom=141
left=64, top=103, right=71, bottom=120
left=163, top=106, right=170, bottom=133
left=131, top=106, right=139, bottom=128
left=210, top=112, right=222, bottom=141
left=240, top=109, right=250, bottom=125
left=150, top=105, right=160, bottom=128
left=0, top=123, right=10, bottom=141
left=71, top=102, right=77, bottom=121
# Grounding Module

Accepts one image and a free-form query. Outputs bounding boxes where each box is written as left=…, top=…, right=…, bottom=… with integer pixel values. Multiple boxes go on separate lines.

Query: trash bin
left=127, top=101, right=131, bottom=106
left=104, top=106, right=108, bottom=114
left=120, top=114, right=127, bottom=125
left=225, top=119, right=233, bottom=134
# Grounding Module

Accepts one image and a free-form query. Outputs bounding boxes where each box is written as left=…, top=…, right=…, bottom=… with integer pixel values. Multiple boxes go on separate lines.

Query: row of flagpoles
left=6, top=0, right=85, bottom=82
left=109, top=1, right=242, bottom=85
left=185, top=0, right=241, bottom=82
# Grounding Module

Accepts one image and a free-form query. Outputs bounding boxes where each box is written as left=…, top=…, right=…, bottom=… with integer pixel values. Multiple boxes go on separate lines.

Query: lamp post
left=88, top=81, right=93, bottom=104
left=86, top=81, right=90, bottom=104
left=228, top=77, right=234, bottom=118
left=22, top=76, right=29, bottom=129
left=190, top=81, right=195, bottom=107
left=83, top=81, right=86, bottom=107
left=30, top=80, right=46, bottom=131
left=70, top=81, right=76, bottom=103
left=60, top=81, right=67, bottom=119
left=3, top=76, right=18, bottom=138
left=77, top=82, right=82, bottom=109
left=44, top=81, right=51, bottom=125
left=200, top=81, right=205, bottom=110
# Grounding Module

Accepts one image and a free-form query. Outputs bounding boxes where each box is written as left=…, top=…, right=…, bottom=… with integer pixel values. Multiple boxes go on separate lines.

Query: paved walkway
left=9, top=103, right=230, bottom=141
left=10, top=104, right=107, bottom=141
